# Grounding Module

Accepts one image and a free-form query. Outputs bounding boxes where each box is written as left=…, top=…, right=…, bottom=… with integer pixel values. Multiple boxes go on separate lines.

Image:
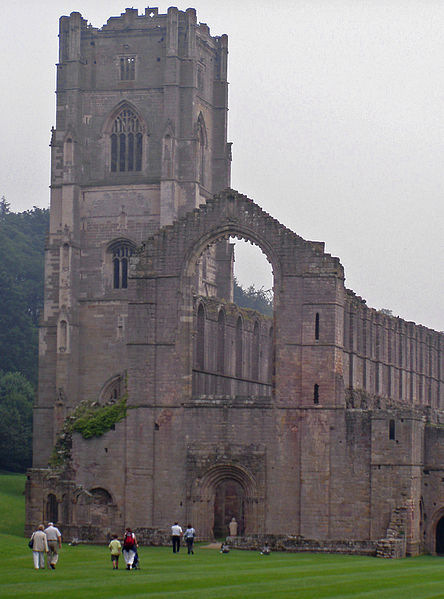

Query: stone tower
left=33, top=7, right=231, bottom=466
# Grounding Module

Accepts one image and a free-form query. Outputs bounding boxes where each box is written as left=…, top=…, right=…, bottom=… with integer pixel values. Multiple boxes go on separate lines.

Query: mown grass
left=2, top=473, right=444, bottom=598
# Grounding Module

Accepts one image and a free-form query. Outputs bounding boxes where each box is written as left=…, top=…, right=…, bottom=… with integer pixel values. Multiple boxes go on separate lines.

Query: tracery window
left=110, top=241, right=135, bottom=289
left=111, top=108, right=142, bottom=172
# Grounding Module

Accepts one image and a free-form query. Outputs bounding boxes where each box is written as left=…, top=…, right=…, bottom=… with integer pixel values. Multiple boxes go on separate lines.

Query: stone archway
left=190, top=463, right=259, bottom=540
left=436, top=516, right=444, bottom=554
left=214, top=479, right=244, bottom=538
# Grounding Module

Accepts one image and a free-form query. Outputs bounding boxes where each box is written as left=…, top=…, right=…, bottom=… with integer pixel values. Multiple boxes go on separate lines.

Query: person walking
left=44, top=522, right=62, bottom=569
left=171, top=522, right=183, bottom=553
left=183, top=524, right=195, bottom=555
left=30, top=525, right=48, bottom=569
left=122, top=528, right=138, bottom=570
left=108, top=534, right=122, bottom=569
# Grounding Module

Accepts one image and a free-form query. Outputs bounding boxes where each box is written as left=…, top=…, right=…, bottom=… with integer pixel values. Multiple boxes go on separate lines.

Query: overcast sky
left=0, top=0, right=442, bottom=331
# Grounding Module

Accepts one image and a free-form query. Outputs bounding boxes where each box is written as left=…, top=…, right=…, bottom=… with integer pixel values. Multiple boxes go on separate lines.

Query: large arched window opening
left=111, top=107, right=143, bottom=172
left=235, top=316, right=243, bottom=379
left=196, top=304, right=205, bottom=370
left=217, top=309, right=225, bottom=374
left=196, top=114, right=207, bottom=187
left=252, top=321, right=260, bottom=381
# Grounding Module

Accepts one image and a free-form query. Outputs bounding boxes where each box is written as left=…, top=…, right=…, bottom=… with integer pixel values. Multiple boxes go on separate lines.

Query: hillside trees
left=0, top=199, right=49, bottom=470
left=0, top=371, right=34, bottom=471
left=0, top=201, right=49, bottom=385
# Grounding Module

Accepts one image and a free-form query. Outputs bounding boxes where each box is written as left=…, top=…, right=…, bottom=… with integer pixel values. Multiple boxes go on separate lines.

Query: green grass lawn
left=2, top=473, right=444, bottom=598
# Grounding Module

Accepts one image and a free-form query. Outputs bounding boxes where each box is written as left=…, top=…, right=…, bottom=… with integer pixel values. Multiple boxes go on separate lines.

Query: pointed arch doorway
left=190, top=462, right=261, bottom=540
left=436, top=516, right=444, bottom=554
left=214, top=479, right=244, bottom=538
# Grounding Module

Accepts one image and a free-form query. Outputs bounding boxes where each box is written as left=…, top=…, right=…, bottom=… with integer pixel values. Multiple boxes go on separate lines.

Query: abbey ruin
left=25, top=7, right=443, bottom=558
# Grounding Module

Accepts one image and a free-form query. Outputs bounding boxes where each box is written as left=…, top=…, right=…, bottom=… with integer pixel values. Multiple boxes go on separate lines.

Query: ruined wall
left=343, top=290, right=442, bottom=408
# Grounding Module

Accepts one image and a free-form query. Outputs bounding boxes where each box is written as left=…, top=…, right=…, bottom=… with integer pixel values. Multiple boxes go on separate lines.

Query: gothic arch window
left=108, top=240, right=136, bottom=289
left=99, top=374, right=124, bottom=403
left=196, top=304, right=205, bottom=370
left=217, top=309, right=225, bottom=374
left=252, top=321, right=260, bottom=381
left=90, top=488, right=113, bottom=505
left=196, top=114, right=207, bottom=187
left=235, top=316, right=243, bottom=379
left=268, top=326, right=274, bottom=383
left=110, top=107, right=143, bottom=172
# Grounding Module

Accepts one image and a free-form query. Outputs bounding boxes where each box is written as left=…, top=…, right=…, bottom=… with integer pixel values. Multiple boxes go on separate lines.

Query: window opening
left=315, top=313, right=320, bottom=340
left=217, top=310, right=225, bottom=374
left=314, top=384, right=319, bottom=404
left=120, top=56, right=135, bottom=80
left=111, top=244, right=134, bottom=289
left=389, top=419, right=395, bottom=440
left=196, top=304, right=205, bottom=370
left=111, top=108, right=142, bottom=172
left=235, top=317, right=243, bottom=378
left=252, top=321, right=260, bottom=380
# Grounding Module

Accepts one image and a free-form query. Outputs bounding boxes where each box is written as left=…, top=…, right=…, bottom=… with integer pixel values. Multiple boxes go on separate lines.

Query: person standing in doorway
left=30, top=524, right=48, bottom=570
left=228, top=517, right=238, bottom=537
left=44, top=522, right=62, bottom=569
left=171, top=522, right=183, bottom=553
left=183, top=524, right=195, bottom=555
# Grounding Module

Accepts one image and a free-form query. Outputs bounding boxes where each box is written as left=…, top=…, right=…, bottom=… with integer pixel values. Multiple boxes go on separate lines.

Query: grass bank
left=1, top=473, right=444, bottom=598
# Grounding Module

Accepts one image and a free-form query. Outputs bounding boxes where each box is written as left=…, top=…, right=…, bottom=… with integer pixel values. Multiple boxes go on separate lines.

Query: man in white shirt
left=44, top=522, right=62, bottom=569
left=171, top=522, right=183, bottom=553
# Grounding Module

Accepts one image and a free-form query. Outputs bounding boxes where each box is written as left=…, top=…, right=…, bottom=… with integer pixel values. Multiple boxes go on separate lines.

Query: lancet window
left=110, top=241, right=135, bottom=289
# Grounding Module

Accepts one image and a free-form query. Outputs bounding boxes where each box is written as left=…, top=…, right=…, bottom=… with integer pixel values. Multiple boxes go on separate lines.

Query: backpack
left=123, top=532, right=135, bottom=549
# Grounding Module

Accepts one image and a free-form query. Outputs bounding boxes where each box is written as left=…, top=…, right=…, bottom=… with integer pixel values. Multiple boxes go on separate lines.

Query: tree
left=0, top=196, right=10, bottom=219
left=233, top=279, right=273, bottom=317
left=0, top=204, right=49, bottom=385
left=0, top=371, right=34, bottom=471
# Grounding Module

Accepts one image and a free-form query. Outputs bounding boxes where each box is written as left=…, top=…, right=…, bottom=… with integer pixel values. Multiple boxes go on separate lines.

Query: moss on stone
left=49, top=397, right=127, bottom=468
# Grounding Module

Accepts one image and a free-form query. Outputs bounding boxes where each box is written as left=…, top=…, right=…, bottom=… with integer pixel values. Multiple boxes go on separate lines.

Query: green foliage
left=0, top=203, right=49, bottom=386
left=72, top=398, right=127, bottom=439
left=0, top=372, right=34, bottom=472
left=234, top=278, right=273, bottom=317
left=50, top=398, right=127, bottom=468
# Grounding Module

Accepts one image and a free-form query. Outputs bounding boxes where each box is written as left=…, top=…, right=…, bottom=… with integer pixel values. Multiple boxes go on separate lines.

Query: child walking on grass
left=108, top=534, right=122, bottom=569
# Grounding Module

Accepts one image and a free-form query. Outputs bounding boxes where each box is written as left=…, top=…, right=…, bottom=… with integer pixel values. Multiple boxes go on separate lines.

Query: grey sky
left=1, top=0, right=442, bottom=331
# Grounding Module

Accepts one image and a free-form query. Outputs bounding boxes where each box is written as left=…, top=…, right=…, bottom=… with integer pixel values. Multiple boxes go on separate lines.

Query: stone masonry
left=26, top=7, right=443, bottom=557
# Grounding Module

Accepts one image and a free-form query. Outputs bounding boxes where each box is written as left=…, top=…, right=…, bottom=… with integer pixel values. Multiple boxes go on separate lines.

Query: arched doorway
left=190, top=462, right=262, bottom=540
left=46, top=493, right=58, bottom=524
left=214, top=479, right=244, bottom=538
left=436, top=516, right=444, bottom=554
